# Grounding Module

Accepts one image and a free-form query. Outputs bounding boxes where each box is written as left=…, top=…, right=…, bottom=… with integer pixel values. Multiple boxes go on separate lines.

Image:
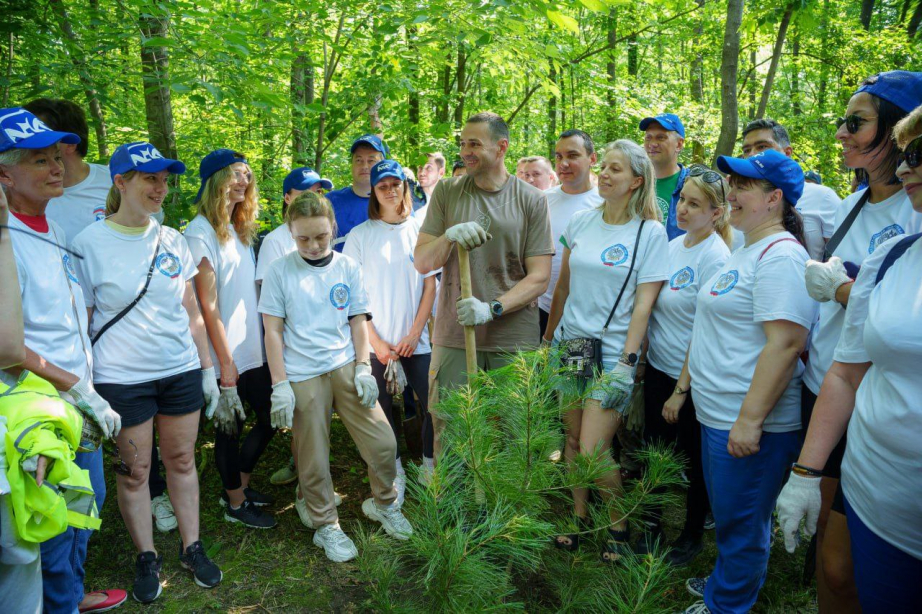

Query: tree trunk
left=749, top=50, right=757, bottom=119
left=606, top=9, right=618, bottom=142
left=437, top=49, right=452, bottom=125
left=791, top=33, right=801, bottom=116
left=407, top=26, right=420, bottom=159
left=627, top=34, right=638, bottom=76
left=689, top=0, right=705, bottom=162
left=713, top=0, right=745, bottom=163
left=818, top=0, right=830, bottom=109
left=290, top=44, right=314, bottom=166
left=547, top=64, right=558, bottom=158
left=452, top=44, right=467, bottom=144
left=909, top=0, right=922, bottom=39
left=138, top=12, right=176, bottom=160
left=756, top=4, right=794, bottom=119
left=2, top=31, right=12, bottom=107
left=860, top=0, right=875, bottom=31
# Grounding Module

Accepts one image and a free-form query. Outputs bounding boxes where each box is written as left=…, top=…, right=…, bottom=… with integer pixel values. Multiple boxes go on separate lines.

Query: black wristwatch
left=490, top=300, right=504, bottom=318
left=620, top=351, right=638, bottom=367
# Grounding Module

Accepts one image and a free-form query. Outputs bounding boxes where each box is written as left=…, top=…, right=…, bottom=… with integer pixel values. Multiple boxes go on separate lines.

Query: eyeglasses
left=688, top=165, right=726, bottom=202
left=112, top=439, right=138, bottom=477
left=898, top=135, right=922, bottom=170
left=233, top=170, right=253, bottom=184
left=836, top=114, right=877, bottom=134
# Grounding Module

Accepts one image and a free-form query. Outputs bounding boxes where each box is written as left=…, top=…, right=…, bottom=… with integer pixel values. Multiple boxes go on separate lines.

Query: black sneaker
left=132, top=551, right=163, bottom=603
left=666, top=533, right=704, bottom=567
left=179, top=540, right=223, bottom=588
left=703, top=512, right=715, bottom=531
left=219, top=488, right=275, bottom=508
left=224, top=499, right=277, bottom=529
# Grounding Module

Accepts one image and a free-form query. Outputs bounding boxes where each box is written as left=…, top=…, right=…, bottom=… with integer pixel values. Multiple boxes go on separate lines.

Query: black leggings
left=642, top=363, right=710, bottom=538
left=371, top=353, right=433, bottom=459
left=214, top=364, right=276, bottom=491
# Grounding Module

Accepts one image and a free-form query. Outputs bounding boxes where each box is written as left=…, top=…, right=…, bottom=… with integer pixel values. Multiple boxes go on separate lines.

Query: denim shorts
left=95, top=369, right=203, bottom=427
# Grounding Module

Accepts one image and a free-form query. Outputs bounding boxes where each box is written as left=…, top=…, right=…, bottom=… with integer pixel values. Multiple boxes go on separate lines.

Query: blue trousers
left=700, top=425, right=799, bottom=614
left=844, top=496, right=922, bottom=613
left=40, top=447, right=106, bottom=613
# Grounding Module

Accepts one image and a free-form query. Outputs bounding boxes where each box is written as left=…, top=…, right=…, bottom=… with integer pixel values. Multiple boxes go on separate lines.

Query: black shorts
left=801, top=386, right=846, bottom=479
left=95, top=369, right=203, bottom=428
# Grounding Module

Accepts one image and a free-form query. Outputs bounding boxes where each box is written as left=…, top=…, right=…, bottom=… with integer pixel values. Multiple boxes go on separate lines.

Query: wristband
left=791, top=462, right=823, bottom=478
left=673, top=385, right=689, bottom=395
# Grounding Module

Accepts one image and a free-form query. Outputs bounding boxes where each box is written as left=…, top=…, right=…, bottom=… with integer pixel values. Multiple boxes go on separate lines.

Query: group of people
left=0, top=68, right=920, bottom=614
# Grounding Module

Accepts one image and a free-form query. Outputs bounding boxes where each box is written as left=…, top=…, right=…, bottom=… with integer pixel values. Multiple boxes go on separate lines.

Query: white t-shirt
left=258, top=251, right=371, bottom=382
left=71, top=221, right=200, bottom=385
left=1, top=216, right=91, bottom=387
left=412, top=204, right=429, bottom=223
left=797, top=182, right=842, bottom=261
left=833, top=235, right=922, bottom=559
left=183, top=216, right=263, bottom=378
left=803, top=188, right=921, bottom=395
left=539, top=186, right=603, bottom=312
left=343, top=217, right=436, bottom=354
left=255, top=223, right=296, bottom=282
left=553, top=211, right=669, bottom=367
left=688, top=232, right=817, bottom=432
left=647, top=233, right=731, bottom=379
left=45, top=163, right=111, bottom=249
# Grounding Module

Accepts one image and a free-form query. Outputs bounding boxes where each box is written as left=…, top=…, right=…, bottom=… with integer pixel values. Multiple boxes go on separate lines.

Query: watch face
left=491, top=301, right=503, bottom=316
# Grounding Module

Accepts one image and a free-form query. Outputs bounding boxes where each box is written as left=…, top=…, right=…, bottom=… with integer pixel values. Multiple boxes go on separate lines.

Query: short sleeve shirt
left=255, top=223, right=296, bottom=282
left=796, top=181, right=842, bottom=261
left=45, top=163, right=112, bottom=249
left=326, top=186, right=369, bottom=252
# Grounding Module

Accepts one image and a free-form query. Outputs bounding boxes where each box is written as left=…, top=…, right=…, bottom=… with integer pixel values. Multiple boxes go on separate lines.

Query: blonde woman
left=544, top=139, right=669, bottom=562
left=184, top=149, right=276, bottom=529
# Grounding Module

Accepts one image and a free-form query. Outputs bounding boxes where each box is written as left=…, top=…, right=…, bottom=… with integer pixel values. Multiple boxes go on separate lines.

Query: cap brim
left=351, top=142, right=386, bottom=155
left=716, top=155, right=765, bottom=181
left=136, top=159, right=187, bottom=176
left=10, top=130, right=81, bottom=150
left=319, top=178, right=333, bottom=190
left=639, top=117, right=675, bottom=132
left=371, top=171, right=405, bottom=186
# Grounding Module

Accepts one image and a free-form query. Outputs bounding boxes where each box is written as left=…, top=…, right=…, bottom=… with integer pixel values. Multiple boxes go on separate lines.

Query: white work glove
left=600, top=361, right=636, bottom=412
left=456, top=297, right=493, bottom=326
left=445, top=221, right=489, bottom=251
left=270, top=380, right=296, bottom=429
left=69, top=377, right=121, bottom=439
left=805, top=257, right=851, bottom=303
left=214, top=385, right=244, bottom=436
left=201, top=367, right=220, bottom=419
left=354, top=363, right=379, bottom=408
left=384, top=359, right=408, bottom=396
left=776, top=472, right=822, bottom=553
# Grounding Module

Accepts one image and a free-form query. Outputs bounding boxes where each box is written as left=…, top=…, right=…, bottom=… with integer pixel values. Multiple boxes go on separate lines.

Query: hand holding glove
left=354, top=363, right=379, bottom=408
left=456, top=297, right=493, bottom=326
left=384, top=359, right=408, bottom=396
left=445, top=222, right=489, bottom=251
left=600, top=361, right=635, bottom=412
left=270, top=380, right=296, bottom=429
left=201, top=367, right=220, bottom=419
left=776, top=472, right=822, bottom=553
left=69, top=377, right=122, bottom=439
left=214, top=385, right=244, bottom=436
left=805, top=257, right=852, bottom=303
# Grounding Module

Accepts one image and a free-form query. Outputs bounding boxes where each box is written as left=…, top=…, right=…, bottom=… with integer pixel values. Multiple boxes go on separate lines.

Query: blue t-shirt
left=326, top=186, right=369, bottom=252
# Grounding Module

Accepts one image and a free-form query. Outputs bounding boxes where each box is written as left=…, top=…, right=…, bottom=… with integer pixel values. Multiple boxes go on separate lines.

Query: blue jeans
left=844, top=496, right=922, bottom=613
left=700, top=425, right=799, bottom=614
left=40, top=447, right=106, bottom=612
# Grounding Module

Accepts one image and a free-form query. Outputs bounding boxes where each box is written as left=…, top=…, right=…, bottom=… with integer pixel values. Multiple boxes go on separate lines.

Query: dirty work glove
left=445, top=221, right=489, bottom=251
left=600, top=361, right=636, bottom=413
left=456, top=297, right=493, bottom=326
left=805, top=257, right=851, bottom=303
left=354, top=363, right=379, bottom=408
left=270, top=380, right=296, bottom=429
left=384, top=360, right=408, bottom=396
left=776, top=472, right=822, bottom=553
left=69, top=377, right=122, bottom=439
left=201, top=367, right=220, bottom=419
left=214, top=385, right=244, bottom=436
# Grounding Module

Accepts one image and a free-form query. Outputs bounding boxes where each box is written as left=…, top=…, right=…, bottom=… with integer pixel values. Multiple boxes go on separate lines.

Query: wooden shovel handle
left=457, top=246, right=478, bottom=376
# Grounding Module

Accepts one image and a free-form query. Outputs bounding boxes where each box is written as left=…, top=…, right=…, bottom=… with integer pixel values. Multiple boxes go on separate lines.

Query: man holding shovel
left=414, top=112, right=553, bottom=459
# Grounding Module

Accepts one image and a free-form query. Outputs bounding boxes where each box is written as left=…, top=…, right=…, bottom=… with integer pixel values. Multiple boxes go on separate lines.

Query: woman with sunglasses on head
left=70, top=142, right=222, bottom=602
left=184, top=150, right=278, bottom=530
left=343, top=160, right=437, bottom=500
left=680, top=150, right=817, bottom=614
left=544, top=140, right=669, bottom=563
left=777, top=104, right=922, bottom=614
left=781, top=71, right=922, bottom=614
left=639, top=166, right=731, bottom=566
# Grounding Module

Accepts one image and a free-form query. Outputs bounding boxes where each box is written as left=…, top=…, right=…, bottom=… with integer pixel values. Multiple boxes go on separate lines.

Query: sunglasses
left=836, top=114, right=877, bottom=134
left=112, top=439, right=138, bottom=477
left=688, top=165, right=726, bottom=202
left=232, top=169, right=253, bottom=183
left=898, top=135, right=922, bottom=170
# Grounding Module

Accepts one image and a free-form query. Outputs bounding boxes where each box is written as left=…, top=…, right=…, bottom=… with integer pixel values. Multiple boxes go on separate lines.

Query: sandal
left=553, top=516, right=591, bottom=551
left=601, top=528, right=631, bottom=563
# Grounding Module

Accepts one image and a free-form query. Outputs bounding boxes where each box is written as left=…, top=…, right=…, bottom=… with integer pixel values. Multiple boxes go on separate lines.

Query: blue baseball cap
left=716, top=149, right=804, bottom=206
left=639, top=113, right=686, bottom=138
left=283, top=167, right=333, bottom=194
left=855, top=71, right=922, bottom=114
left=0, top=107, right=80, bottom=153
left=109, top=142, right=185, bottom=181
left=350, top=134, right=389, bottom=157
left=195, top=149, right=247, bottom=203
left=370, top=159, right=406, bottom=187
left=804, top=170, right=822, bottom=185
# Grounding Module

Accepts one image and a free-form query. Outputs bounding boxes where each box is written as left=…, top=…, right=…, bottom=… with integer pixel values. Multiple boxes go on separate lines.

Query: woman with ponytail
left=679, top=150, right=817, bottom=614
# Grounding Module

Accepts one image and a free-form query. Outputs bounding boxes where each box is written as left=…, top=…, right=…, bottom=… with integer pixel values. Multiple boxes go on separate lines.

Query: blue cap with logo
left=370, top=159, right=406, bottom=187
left=283, top=167, right=333, bottom=194
left=109, top=142, right=186, bottom=181
left=350, top=134, right=389, bottom=157
left=0, top=107, right=81, bottom=153
left=716, top=149, right=804, bottom=206
left=639, top=113, right=686, bottom=138
left=804, top=170, right=822, bottom=185
left=855, top=70, right=922, bottom=114
left=195, top=149, right=247, bottom=203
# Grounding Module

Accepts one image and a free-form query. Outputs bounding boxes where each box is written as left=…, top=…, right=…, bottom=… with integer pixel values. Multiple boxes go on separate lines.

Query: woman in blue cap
left=343, top=160, right=437, bottom=500
left=71, top=142, right=222, bottom=602
left=184, top=149, right=278, bottom=529
left=680, top=149, right=817, bottom=614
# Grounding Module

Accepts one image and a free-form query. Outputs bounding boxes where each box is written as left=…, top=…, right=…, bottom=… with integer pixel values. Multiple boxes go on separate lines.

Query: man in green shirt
left=640, top=113, right=689, bottom=240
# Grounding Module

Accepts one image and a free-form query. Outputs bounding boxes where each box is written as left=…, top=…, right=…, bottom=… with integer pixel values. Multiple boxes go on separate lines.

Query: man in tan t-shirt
left=415, top=112, right=553, bottom=458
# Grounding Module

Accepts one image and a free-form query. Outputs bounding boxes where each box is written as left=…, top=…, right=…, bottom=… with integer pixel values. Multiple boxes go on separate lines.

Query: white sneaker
left=294, top=488, right=314, bottom=529
left=151, top=494, right=177, bottom=532
left=362, top=498, right=413, bottom=540
left=395, top=461, right=406, bottom=507
left=312, top=523, right=358, bottom=563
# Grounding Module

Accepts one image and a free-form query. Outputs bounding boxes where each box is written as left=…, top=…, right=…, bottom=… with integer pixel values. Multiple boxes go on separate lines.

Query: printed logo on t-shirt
left=600, top=244, right=629, bottom=267
left=329, top=283, right=351, bottom=310
left=670, top=266, right=695, bottom=291
left=657, top=197, right=669, bottom=223
left=93, top=206, right=106, bottom=222
left=155, top=252, right=182, bottom=278
left=709, top=270, right=739, bottom=296
left=62, top=254, right=80, bottom=285
left=868, top=224, right=905, bottom=254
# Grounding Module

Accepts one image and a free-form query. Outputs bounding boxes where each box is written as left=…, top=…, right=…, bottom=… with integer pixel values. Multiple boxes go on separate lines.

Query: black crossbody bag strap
left=823, top=191, right=870, bottom=262
left=601, top=219, right=646, bottom=337
left=91, top=228, right=163, bottom=346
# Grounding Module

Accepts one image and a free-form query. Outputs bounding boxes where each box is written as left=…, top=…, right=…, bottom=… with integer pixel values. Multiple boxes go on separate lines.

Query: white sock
left=395, top=458, right=405, bottom=475
left=422, top=456, right=434, bottom=470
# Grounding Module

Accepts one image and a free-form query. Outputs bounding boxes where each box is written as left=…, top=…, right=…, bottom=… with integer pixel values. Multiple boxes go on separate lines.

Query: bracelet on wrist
left=674, top=385, right=689, bottom=395
left=791, top=462, right=823, bottom=478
